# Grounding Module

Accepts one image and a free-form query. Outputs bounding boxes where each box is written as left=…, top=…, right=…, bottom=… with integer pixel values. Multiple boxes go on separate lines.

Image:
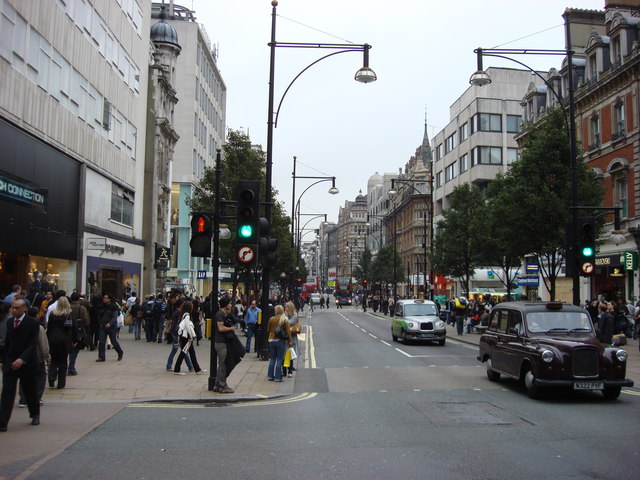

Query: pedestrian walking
left=19, top=319, right=49, bottom=408
left=0, top=298, right=42, bottom=431
left=142, top=295, right=157, bottom=342
left=96, top=294, right=123, bottom=362
left=173, top=301, right=205, bottom=375
left=46, top=296, right=77, bottom=389
left=67, top=291, right=89, bottom=376
left=244, top=299, right=261, bottom=353
left=166, top=298, right=194, bottom=372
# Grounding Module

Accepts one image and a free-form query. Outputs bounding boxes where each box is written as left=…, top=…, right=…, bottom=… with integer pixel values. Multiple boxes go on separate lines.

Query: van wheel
left=402, top=331, right=410, bottom=344
left=391, top=330, right=398, bottom=342
left=485, top=358, right=500, bottom=381
left=438, top=338, right=446, bottom=346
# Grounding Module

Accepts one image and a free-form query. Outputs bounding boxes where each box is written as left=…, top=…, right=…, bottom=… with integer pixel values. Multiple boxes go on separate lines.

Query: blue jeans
left=98, top=325, right=123, bottom=360
left=68, top=347, right=79, bottom=374
left=268, top=339, right=287, bottom=381
left=245, top=323, right=257, bottom=352
left=166, top=341, right=193, bottom=370
left=133, top=318, right=143, bottom=340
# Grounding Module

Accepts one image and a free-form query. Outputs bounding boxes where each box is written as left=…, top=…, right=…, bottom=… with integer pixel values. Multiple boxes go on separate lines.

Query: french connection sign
left=0, top=171, right=47, bottom=212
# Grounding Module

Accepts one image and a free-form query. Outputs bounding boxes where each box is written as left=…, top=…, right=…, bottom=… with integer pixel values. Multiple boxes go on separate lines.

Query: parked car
left=477, top=301, right=633, bottom=399
left=391, top=299, right=446, bottom=345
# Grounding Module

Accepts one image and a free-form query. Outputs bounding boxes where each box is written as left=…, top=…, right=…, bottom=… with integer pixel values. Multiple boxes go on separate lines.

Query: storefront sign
left=517, top=274, right=540, bottom=286
left=609, top=267, right=625, bottom=278
left=623, top=251, right=637, bottom=271
left=595, top=254, right=621, bottom=267
left=154, top=244, right=170, bottom=270
left=88, top=238, right=106, bottom=250
left=0, top=171, right=47, bottom=211
left=525, top=263, right=539, bottom=274
left=197, top=270, right=207, bottom=279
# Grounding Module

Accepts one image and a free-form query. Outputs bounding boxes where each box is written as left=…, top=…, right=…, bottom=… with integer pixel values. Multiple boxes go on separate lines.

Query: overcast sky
left=189, top=0, right=605, bottom=232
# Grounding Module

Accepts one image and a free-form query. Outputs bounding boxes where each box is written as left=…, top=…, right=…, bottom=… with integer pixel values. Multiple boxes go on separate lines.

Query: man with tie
left=0, top=298, right=41, bottom=431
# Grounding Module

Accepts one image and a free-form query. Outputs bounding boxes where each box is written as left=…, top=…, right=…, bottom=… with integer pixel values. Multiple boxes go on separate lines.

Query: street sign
left=237, top=246, right=255, bottom=263
left=581, top=262, right=594, bottom=275
left=525, top=262, right=539, bottom=274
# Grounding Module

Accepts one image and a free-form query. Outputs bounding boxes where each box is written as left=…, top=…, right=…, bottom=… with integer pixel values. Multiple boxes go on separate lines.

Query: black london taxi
left=477, top=301, right=633, bottom=399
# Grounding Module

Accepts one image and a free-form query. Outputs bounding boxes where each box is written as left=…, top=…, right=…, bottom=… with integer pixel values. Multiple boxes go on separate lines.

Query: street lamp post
left=469, top=15, right=579, bottom=304
left=263, top=0, right=377, bottom=321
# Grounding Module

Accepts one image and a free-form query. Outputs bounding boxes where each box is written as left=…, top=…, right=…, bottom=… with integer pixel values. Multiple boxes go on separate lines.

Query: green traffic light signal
left=581, top=246, right=594, bottom=257
left=239, top=224, right=253, bottom=238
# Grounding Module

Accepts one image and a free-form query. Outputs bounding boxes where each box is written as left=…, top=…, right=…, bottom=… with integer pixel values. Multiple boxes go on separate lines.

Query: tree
left=370, top=244, right=403, bottom=296
left=485, top=108, right=604, bottom=300
left=432, top=184, right=485, bottom=295
left=188, top=130, right=295, bottom=294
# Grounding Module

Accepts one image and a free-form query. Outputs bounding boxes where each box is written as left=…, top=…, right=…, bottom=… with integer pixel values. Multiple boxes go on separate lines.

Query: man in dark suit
left=0, top=298, right=41, bottom=431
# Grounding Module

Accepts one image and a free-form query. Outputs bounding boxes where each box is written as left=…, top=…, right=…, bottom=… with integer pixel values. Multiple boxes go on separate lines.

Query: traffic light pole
left=208, top=148, right=222, bottom=391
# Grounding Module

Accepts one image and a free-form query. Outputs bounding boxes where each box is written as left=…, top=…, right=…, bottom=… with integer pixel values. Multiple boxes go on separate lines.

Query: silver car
left=391, top=299, right=446, bottom=345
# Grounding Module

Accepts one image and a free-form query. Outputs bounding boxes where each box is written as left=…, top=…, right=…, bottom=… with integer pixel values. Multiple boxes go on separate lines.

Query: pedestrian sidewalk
left=0, top=331, right=298, bottom=479
left=42, top=331, right=295, bottom=404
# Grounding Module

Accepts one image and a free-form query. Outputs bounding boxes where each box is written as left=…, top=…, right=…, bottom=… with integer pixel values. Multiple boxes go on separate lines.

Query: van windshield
left=404, top=304, right=438, bottom=317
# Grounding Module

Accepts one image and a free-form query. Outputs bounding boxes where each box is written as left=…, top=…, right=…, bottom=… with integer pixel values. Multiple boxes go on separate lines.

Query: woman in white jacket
left=173, top=302, right=205, bottom=375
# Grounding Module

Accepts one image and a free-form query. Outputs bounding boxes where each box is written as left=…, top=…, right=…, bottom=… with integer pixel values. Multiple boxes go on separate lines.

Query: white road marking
left=368, top=333, right=377, bottom=339
left=380, top=340, right=392, bottom=347
left=395, top=348, right=412, bottom=357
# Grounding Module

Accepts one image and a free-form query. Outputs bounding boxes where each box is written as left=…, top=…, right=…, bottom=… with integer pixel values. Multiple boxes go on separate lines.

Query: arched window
left=608, top=158, right=629, bottom=218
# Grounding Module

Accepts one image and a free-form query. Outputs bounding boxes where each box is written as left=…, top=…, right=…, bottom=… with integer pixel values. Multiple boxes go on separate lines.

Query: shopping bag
left=116, top=312, right=125, bottom=328
left=283, top=347, right=291, bottom=367
left=289, top=347, right=297, bottom=361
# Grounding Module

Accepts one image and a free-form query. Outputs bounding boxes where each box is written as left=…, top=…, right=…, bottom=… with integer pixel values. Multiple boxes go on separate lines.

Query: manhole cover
left=409, top=401, right=526, bottom=427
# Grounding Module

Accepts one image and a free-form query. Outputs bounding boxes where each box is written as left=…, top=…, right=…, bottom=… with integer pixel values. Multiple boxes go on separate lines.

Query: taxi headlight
left=435, top=321, right=445, bottom=329
left=541, top=349, right=555, bottom=363
left=616, top=349, right=628, bottom=362
left=407, top=322, right=415, bottom=329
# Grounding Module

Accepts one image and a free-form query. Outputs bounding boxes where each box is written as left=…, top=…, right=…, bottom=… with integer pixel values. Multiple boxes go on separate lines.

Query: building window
left=614, top=102, right=625, bottom=137
left=435, top=171, right=442, bottom=188
left=588, top=54, right=598, bottom=82
left=506, top=148, right=519, bottom=165
left=459, top=153, right=468, bottom=173
left=471, top=146, right=502, bottom=166
left=458, top=123, right=468, bottom=143
left=111, top=183, right=133, bottom=227
left=615, top=174, right=628, bottom=218
left=506, top=115, right=521, bottom=133
left=444, top=162, right=457, bottom=182
left=590, top=115, right=600, bottom=149
left=445, top=133, right=456, bottom=154
left=473, top=113, right=501, bottom=132
left=435, top=144, right=443, bottom=161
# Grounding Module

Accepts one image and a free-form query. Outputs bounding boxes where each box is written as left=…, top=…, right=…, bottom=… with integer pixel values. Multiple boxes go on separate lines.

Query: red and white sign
left=581, top=262, right=594, bottom=274
left=237, top=246, right=255, bottom=263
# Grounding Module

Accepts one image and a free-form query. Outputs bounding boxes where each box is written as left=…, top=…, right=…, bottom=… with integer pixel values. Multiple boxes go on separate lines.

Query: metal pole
left=563, top=11, right=580, bottom=306
left=208, top=148, right=222, bottom=390
left=258, top=0, right=278, bottom=361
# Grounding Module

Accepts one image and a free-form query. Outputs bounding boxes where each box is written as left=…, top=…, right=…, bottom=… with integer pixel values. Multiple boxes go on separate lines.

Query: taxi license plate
left=574, top=381, right=603, bottom=390
left=419, top=333, right=435, bottom=338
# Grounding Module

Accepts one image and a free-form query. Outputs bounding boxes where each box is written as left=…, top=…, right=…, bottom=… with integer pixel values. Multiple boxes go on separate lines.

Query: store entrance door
left=100, top=268, right=122, bottom=302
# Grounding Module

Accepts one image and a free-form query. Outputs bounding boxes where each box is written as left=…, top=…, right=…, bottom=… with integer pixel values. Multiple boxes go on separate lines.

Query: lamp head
left=355, top=67, right=377, bottom=83
left=470, top=70, right=491, bottom=86
left=328, top=186, right=339, bottom=195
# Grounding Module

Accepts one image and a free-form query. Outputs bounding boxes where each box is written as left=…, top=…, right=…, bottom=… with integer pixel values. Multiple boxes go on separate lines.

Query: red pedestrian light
left=197, top=216, right=206, bottom=233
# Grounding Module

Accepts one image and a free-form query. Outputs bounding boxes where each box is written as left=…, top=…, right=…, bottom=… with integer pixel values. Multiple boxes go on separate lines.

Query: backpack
left=156, top=300, right=167, bottom=315
left=143, top=301, right=156, bottom=318
left=614, top=313, right=629, bottom=333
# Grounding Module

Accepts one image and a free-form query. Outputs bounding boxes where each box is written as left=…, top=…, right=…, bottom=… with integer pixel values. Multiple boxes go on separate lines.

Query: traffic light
left=578, top=217, right=596, bottom=276
left=235, top=180, right=260, bottom=266
left=258, top=217, right=278, bottom=267
left=190, top=212, right=212, bottom=257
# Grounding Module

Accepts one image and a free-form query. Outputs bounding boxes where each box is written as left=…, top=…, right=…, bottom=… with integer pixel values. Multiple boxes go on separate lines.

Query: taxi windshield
left=526, top=311, right=593, bottom=334
left=404, top=304, right=438, bottom=317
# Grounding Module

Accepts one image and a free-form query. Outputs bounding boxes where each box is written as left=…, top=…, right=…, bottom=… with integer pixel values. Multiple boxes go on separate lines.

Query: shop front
left=593, top=251, right=637, bottom=302
left=0, top=118, right=80, bottom=297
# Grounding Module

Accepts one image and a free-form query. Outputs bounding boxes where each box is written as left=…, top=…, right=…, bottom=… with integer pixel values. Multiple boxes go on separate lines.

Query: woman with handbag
left=267, top=305, right=290, bottom=382
left=283, top=301, right=300, bottom=378
left=46, top=296, right=77, bottom=389
left=173, top=301, right=205, bottom=375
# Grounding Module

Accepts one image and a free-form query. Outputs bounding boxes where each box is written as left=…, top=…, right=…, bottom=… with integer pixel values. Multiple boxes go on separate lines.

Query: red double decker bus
left=334, top=276, right=352, bottom=305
